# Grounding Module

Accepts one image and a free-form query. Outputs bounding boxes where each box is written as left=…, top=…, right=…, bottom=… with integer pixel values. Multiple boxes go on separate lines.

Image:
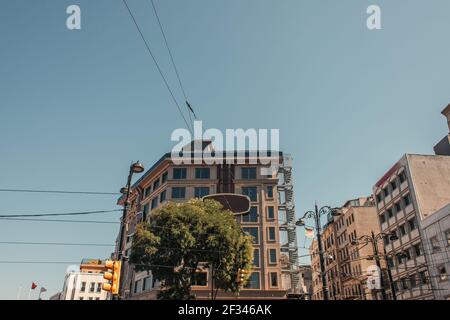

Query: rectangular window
left=410, top=274, right=417, bottom=288
left=173, top=168, right=187, bottom=179
left=399, top=224, right=406, bottom=237
left=253, top=249, right=260, bottom=268
left=266, top=186, right=274, bottom=198
left=399, top=172, right=406, bottom=183
left=143, top=276, right=152, bottom=291
left=267, top=227, right=276, bottom=241
left=195, top=168, right=210, bottom=179
left=383, top=187, right=389, bottom=197
left=390, top=180, right=397, bottom=191
left=96, top=282, right=101, bottom=293
left=134, top=280, right=141, bottom=294
left=160, top=190, right=166, bottom=203
left=171, top=187, right=186, bottom=199
left=419, top=271, right=429, bottom=284
left=379, top=213, right=386, bottom=224
left=89, top=282, right=95, bottom=293
left=395, top=202, right=402, bottom=213
left=242, top=227, right=259, bottom=244
left=431, top=236, right=440, bottom=252
left=445, top=229, right=450, bottom=246
left=242, top=186, right=257, bottom=202
left=376, top=193, right=382, bottom=203
left=270, top=272, right=278, bottom=287
left=267, top=206, right=275, bottom=220
left=80, top=282, right=86, bottom=292
left=192, top=272, right=208, bottom=286
left=386, top=208, right=394, bottom=219
left=268, top=248, right=277, bottom=264
left=242, top=206, right=258, bottom=223
left=151, top=197, right=158, bottom=210
left=403, top=194, right=411, bottom=207
left=408, top=218, right=417, bottom=231
left=153, top=179, right=160, bottom=190
left=244, top=272, right=260, bottom=289
left=162, top=171, right=168, bottom=183
left=241, top=167, right=257, bottom=180
left=143, top=204, right=149, bottom=217
left=144, top=186, right=152, bottom=198
left=194, top=187, right=210, bottom=198
left=414, top=243, right=422, bottom=257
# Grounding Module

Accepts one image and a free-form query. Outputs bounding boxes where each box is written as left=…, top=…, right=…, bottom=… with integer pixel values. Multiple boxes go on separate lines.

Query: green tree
left=130, top=199, right=253, bottom=300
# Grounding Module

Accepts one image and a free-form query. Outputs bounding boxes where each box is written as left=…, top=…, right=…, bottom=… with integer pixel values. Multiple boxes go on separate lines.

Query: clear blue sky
left=0, top=0, right=449, bottom=299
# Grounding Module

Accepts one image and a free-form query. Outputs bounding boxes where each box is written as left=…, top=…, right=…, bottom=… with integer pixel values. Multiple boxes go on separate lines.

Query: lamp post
left=350, top=231, right=398, bottom=300
left=116, top=161, right=144, bottom=298
left=297, top=204, right=342, bottom=301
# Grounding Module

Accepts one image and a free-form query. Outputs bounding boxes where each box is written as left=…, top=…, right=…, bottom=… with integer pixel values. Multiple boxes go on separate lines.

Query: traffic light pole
left=370, top=231, right=387, bottom=300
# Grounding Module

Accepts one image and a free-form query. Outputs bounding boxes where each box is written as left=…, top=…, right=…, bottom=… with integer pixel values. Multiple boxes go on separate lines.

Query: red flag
left=31, top=282, right=37, bottom=290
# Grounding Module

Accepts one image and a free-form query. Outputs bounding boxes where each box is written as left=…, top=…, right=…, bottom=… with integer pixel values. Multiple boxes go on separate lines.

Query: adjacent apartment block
left=434, top=104, right=450, bottom=156
left=373, top=154, right=450, bottom=300
left=59, top=259, right=108, bottom=300
left=420, top=203, right=450, bottom=299
left=116, top=145, right=293, bottom=299
left=310, top=197, right=383, bottom=300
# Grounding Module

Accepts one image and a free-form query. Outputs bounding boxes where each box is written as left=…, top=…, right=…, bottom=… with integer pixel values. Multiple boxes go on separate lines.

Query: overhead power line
left=122, top=0, right=193, bottom=134
left=0, top=188, right=120, bottom=195
left=150, top=0, right=198, bottom=123
left=0, top=241, right=114, bottom=247
left=0, top=217, right=119, bottom=224
left=0, top=209, right=122, bottom=218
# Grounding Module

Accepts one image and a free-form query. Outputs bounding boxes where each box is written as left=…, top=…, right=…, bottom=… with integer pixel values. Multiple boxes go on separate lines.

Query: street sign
left=202, top=193, right=251, bottom=215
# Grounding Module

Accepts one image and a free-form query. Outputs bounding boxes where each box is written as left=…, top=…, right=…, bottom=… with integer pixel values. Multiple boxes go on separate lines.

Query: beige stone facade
left=373, top=154, right=450, bottom=300
left=116, top=151, right=287, bottom=299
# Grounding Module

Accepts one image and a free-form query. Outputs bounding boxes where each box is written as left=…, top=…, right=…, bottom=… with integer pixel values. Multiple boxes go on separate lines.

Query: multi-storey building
left=115, top=145, right=294, bottom=299
left=334, top=197, right=384, bottom=300
left=420, top=203, right=450, bottom=299
left=310, top=218, right=338, bottom=300
left=59, top=259, right=108, bottom=300
left=373, top=154, right=450, bottom=300
left=310, top=197, right=384, bottom=300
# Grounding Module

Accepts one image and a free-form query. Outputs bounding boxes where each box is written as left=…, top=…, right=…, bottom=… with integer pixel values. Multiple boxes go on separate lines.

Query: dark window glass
left=242, top=227, right=259, bottom=244
left=144, top=186, right=152, bottom=198
left=244, top=272, right=260, bottom=289
left=267, top=206, right=275, bottom=220
left=267, top=186, right=274, bottom=198
left=403, top=194, right=411, bottom=206
left=195, top=168, right=210, bottom=179
left=408, top=218, right=417, bottom=231
left=414, top=243, right=422, bottom=257
left=241, top=167, right=257, bottom=180
left=253, top=249, right=260, bottom=268
left=194, top=187, right=210, bottom=198
left=160, top=190, right=166, bottom=203
left=268, top=249, right=277, bottom=264
left=191, top=273, right=207, bottom=286
left=270, top=272, right=278, bottom=287
left=171, top=187, right=186, bottom=199
left=268, top=227, right=276, bottom=241
left=390, top=180, right=397, bottom=191
left=153, top=179, right=160, bottom=190
left=379, top=213, right=386, bottom=224
left=173, top=168, right=187, bottom=179
left=242, top=206, right=258, bottom=223
left=162, top=172, right=168, bottom=183
left=399, top=172, right=406, bottom=183
left=242, top=186, right=257, bottom=201
left=151, top=197, right=158, bottom=209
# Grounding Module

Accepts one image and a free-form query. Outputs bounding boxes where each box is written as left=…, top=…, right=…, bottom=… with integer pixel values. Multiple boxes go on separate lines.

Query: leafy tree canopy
left=130, top=199, right=253, bottom=300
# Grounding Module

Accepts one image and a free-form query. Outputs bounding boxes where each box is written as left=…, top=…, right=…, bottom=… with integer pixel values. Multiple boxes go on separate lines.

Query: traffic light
left=236, top=268, right=247, bottom=286
left=102, top=260, right=121, bottom=295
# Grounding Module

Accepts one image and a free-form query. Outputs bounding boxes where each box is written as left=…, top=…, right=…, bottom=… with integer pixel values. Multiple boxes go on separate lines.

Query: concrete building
left=334, top=197, right=385, bottom=300
left=434, top=104, right=450, bottom=156
left=59, top=259, right=108, bottom=300
left=420, top=203, right=450, bottom=299
left=115, top=145, right=296, bottom=299
left=373, top=154, right=450, bottom=300
left=310, top=197, right=385, bottom=300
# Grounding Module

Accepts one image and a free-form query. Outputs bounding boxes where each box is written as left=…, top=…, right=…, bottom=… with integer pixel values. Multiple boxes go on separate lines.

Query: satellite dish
left=202, top=193, right=251, bottom=215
